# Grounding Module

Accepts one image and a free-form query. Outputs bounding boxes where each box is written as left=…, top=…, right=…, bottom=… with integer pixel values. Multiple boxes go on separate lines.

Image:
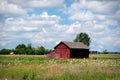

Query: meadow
left=0, top=54, right=120, bottom=80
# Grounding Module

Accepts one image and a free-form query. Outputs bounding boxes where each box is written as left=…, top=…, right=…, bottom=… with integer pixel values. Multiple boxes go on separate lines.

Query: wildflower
left=5, top=78, right=7, bottom=80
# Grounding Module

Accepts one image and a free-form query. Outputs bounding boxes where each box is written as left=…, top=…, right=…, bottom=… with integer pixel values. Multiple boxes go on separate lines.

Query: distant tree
left=14, top=49, right=26, bottom=54
left=39, top=46, right=46, bottom=55
left=15, top=44, right=27, bottom=54
left=103, top=49, right=108, bottom=54
left=35, top=46, right=51, bottom=55
left=0, top=43, right=51, bottom=55
left=16, top=44, right=27, bottom=50
left=90, top=51, right=98, bottom=54
left=0, top=49, right=11, bottom=54
left=26, top=49, right=35, bottom=55
left=27, top=44, right=32, bottom=49
left=35, top=46, right=45, bottom=55
left=26, top=44, right=35, bottom=55
left=45, top=49, right=51, bottom=55
left=74, top=32, right=91, bottom=46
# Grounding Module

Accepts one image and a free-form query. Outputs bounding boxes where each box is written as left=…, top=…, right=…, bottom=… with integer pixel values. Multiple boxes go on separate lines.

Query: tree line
left=0, top=44, right=51, bottom=55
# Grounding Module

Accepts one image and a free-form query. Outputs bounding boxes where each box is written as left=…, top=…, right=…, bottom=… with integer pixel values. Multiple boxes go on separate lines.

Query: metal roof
left=62, top=41, right=89, bottom=49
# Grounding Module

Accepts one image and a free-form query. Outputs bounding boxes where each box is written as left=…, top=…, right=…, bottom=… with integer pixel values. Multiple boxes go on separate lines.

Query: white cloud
left=114, top=38, right=120, bottom=47
left=95, top=14, right=106, bottom=20
left=115, top=10, right=120, bottom=18
left=0, top=1, right=26, bottom=16
left=0, top=32, right=17, bottom=47
left=31, top=32, right=54, bottom=43
left=5, top=0, right=64, bottom=9
left=2, top=12, right=61, bottom=31
left=67, top=0, right=119, bottom=21
left=66, top=22, right=81, bottom=33
left=0, top=41, right=9, bottom=46
left=29, top=12, right=61, bottom=24
left=0, top=32, right=7, bottom=39
left=70, top=11, right=94, bottom=21
left=87, top=0, right=119, bottom=14
left=28, top=0, right=64, bottom=8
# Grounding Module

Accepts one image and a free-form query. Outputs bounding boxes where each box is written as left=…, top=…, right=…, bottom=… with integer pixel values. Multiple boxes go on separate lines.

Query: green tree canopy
left=27, top=44, right=32, bottom=49
left=0, top=49, right=10, bottom=54
left=0, top=43, right=51, bottom=55
left=15, top=44, right=27, bottom=50
left=74, top=32, right=91, bottom=46
left=103, top=49, right=108, bottom=54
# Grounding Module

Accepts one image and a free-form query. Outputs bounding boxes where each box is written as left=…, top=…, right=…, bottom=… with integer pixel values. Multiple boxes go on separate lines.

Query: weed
left=22, top=74, right=28, bottom=80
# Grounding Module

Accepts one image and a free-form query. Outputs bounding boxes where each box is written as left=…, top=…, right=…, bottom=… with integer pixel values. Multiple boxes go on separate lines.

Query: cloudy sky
left=0, top=0, right=120, bottom=52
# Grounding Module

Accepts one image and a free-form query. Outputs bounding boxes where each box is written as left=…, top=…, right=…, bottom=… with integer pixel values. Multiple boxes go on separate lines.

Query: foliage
left=0, top=43, right=51, bottom=55
left=35, top=46, right=46, bottom=55
left=103, top=49, right=108, bottom=54
left=0, top=49, right=11, bottom=54
left=35, top=46, right=51, bottom=55
left=74, top=32, right=91, bottom=46
left=15, top=44, right=27, bottom=50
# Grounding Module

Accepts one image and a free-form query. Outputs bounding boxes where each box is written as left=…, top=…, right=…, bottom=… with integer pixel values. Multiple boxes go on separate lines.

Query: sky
left=0, top=0, right=120, bottom=52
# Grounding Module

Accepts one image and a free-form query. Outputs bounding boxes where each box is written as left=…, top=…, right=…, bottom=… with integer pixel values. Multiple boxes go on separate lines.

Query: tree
left=14, top=49, right=26, bottom=54
left=35, top=46, right=45, bottom=55
left=0, top=49, right=10, bottom=54
left=26, top=44, right=35, bottom=55
left=103, top=49, right=108, bottom=54
left=35, top=46, right=51, bottom=55
left=74, top=32, right=91, bottom=46
left=0, top=43, right=51, bottom=55
left=15, top=44, right=27, bottom=54
left=15, top=44, right=27, bottom=50
left=27, top=44, right=32, bottom=49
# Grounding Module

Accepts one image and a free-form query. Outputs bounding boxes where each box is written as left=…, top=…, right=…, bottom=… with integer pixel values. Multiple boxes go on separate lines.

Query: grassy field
left=0, top=54, right=120, bottom=80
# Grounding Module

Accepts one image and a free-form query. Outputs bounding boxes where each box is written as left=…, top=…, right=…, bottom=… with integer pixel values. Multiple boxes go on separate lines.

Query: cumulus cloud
left=28, top=0, right=64, bottom=8
left=66, top=22, right=81, bottom=33
left=4, top=0, right=64, bottom=9
left=1, top=12, right=61, bottom=31
left=115, top=10, right=120, bottom=18
left=87, top=0, right=119, bottom=14
left=70, top=11, right=94, bottom=21
left=0, top=1, right=26, bottom=16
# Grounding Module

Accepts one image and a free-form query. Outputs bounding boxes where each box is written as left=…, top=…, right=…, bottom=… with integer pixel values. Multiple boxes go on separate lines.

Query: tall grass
left=0, top=54, right=120, bottom=80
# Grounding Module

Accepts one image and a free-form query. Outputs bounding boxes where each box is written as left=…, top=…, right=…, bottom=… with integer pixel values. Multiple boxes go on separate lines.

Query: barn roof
left=55, top=41, right=89, bottom=49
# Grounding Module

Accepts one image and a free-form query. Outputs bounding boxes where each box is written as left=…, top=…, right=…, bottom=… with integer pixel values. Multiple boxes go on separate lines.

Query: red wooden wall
left=54, top=43, right=70, bottom=58
left=46, top=50, right=54, bottom=58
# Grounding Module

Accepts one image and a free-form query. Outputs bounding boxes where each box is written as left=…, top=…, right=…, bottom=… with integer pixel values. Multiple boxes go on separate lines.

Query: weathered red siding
left=46, top=50, right=54, bottom=58
left=54, top=43, right=70, bottom=58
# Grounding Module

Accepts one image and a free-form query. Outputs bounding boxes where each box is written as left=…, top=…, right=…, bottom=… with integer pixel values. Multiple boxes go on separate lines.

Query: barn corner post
left=87, top=47, right=90, bottom=58
left=85, top=49, right=90, bottom=58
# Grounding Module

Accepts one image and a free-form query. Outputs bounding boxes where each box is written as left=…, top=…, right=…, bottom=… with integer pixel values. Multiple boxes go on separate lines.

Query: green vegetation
left=0, top=54, right=120, bottom=80
left=74, top=32, right=91, bottom=46
left=0, top=43, right=51, bottom=55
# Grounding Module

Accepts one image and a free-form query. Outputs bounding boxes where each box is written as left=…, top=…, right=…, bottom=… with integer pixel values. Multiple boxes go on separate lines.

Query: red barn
left=46, top=41, right=89, bottom=59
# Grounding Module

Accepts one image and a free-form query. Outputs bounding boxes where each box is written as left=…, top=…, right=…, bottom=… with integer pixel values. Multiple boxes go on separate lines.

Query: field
left=0, top=54, right=120, bottom=80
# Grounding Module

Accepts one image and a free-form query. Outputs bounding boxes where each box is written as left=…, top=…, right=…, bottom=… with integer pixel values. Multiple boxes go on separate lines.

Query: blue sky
left=0, top=0, right=120, bottom=52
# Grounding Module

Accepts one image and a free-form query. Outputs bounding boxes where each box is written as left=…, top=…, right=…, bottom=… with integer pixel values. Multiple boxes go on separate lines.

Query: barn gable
left=54, top=42, right=70, bottom=58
